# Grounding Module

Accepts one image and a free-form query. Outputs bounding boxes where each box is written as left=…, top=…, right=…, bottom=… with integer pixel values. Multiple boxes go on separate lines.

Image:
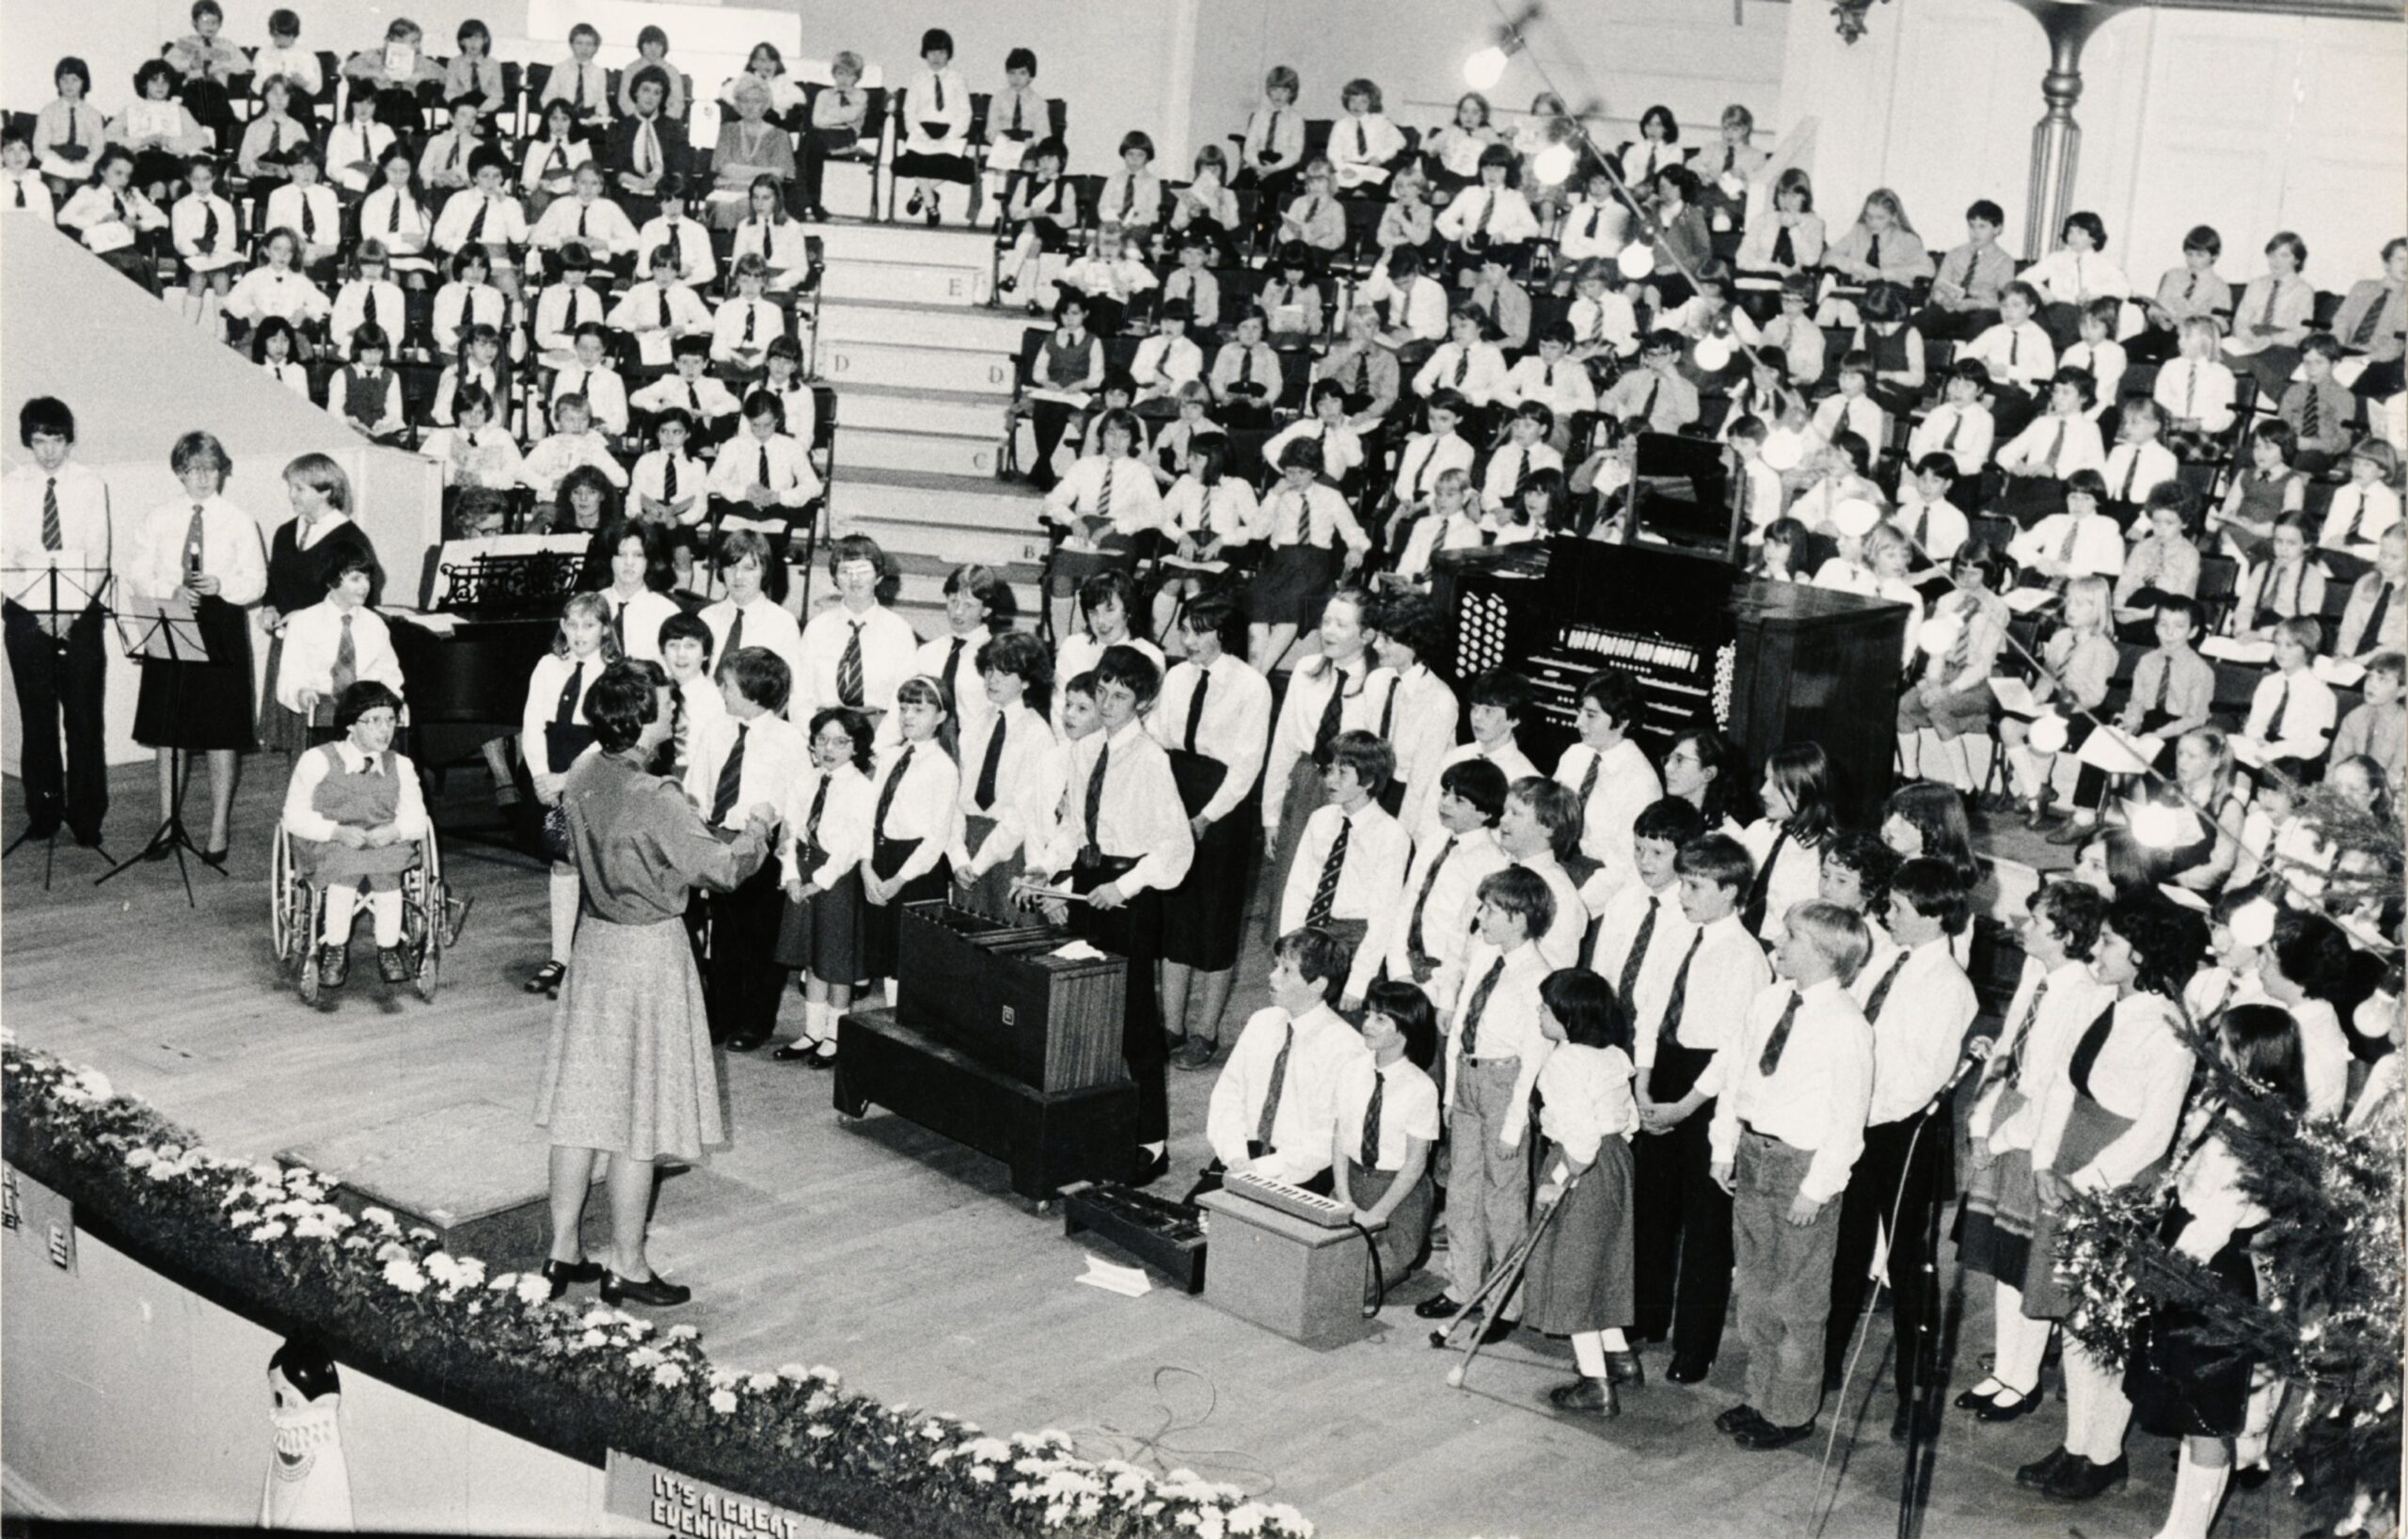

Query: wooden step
left=813, top=220, right=1001, bottom=269
left=816, top=298, right=1038, bottom=356
left=844, top=424, right=1006, bottom=480
left=820, top=337, right=1019, bottom=395
left=819, top=260, right=993, bottom=308
left=834, top=383, right=1006, bottom=440
left=840, top=515, right=1043, bottom=568
left=836, top=468, right=1050, bottom=567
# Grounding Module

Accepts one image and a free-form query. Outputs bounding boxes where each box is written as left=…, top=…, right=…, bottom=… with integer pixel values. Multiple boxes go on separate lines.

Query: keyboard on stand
left=1224, top=1170, right=1354, bottom=1229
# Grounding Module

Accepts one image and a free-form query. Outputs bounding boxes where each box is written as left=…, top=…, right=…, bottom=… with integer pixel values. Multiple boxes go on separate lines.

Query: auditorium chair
left=793, top=81, right=891, bottom=222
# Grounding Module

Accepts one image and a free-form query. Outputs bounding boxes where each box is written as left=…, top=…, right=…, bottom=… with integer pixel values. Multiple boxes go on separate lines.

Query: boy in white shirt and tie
left=1384, top=759, right=1512, bottom=1016
left=1198, top=927, right=1373, bottom=1197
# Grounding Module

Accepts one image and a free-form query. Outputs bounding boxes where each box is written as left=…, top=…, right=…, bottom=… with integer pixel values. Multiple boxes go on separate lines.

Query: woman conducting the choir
left=535, top=659, right=773, bottom=1309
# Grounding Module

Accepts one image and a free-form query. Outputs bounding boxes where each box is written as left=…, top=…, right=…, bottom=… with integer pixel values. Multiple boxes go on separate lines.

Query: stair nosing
left=832, top=383, right=1019, bottom=406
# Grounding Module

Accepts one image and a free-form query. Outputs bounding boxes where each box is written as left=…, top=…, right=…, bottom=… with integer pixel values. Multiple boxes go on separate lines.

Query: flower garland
left=2, top=1039, right=1312, bottom=1539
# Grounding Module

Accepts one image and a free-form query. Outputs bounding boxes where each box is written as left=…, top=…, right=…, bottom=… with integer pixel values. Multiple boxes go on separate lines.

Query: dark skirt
left=1249, top=544, right=1342, bottom=627
left=775, top=865, right=867, bottom=985
left=861, top=835, right=946, bottom=979
left=893, top=148, right=974, bottom=184
left=2125, top=1206, right=2260, bottom=1437
left=257, top=629, right=310, bottom=754
left=1347, top=1158, right=1434, bottom=1290
left=133, top=595, right=256, bottom=752
left=1521, top=1134, right=1638, bottom=1335
left=1163, top=801, right=1253, bottom=971
left=2023, top=1093, right=2156, bottom=1321
left=534, top=914, right=721, bottom=1163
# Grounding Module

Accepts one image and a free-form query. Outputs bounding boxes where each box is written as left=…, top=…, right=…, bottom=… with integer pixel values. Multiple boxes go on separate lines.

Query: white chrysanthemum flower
left=709, top=1389, right=738, bottom=1415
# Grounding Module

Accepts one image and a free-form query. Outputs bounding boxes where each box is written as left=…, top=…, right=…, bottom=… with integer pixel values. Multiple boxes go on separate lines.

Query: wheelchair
left=270, top=824, right=462, bottom=1006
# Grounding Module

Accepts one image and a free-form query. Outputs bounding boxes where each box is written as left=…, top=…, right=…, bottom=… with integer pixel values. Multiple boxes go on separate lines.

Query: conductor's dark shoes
left=1414, top=1295, right=1465, bottom=1320
left=2015, top=1447, right=2073, bottom=1489
left=1734, top=1416, right=1817, bottom=1451
left=1665, top=1355, right=1714, bottom=1385
left=1715, top=1404, right=1768, bottom=1436
left=1546, top=1378, right=1619, bottom=1417
left=725, top=1035, right=768, bottom=1052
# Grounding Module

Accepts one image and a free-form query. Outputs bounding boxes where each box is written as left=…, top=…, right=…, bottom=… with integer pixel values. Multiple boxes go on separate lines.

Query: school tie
left=1772, top=225, right=1795, bottom=268
left=2041, top=420, right=2065, bottom=476
left=711, top=721, right=749, bottom=824
left=1009, top=97, right=1023, bottom=134
left=2007, top=331, right=2020, bottom=371
left=1312, top=668, right=1349, bottom=764
left=465, top=198, right=490, bottom=246
left=1861, top=951, right=1909, bottom=1023
left=198, top=199, right=220, bottom=252
left=2182, top=273, right=2198, bottom=303
left=2116, top=452, right=2139, bottom=502
left=1658, top=928, right=1704, bottom=1046
left=1910, top=505, right=1929, bottom=549
left=2352, top=295, right=2385, bottom=348
left=836, top=619, right=865, bottom=707
left=715, top=611, right=744, bottom=681
left=663, top=456, right=679, bottom=503
left=639, top=122, right=657, bottom=176
left=1473, top=189, right=1495, bottom=236
left=2257, top=282, right=2276, bottom=328
left=2264, top=679, right=2290, bottom=742
left=1082, top=738, right=1109, bottom=863
left=1254, top=1023, right=1295, bottom=1148
left=1939, top=408, right=1966, bottom=452
left=1183, top=666, right=1209, bottom=752
left=1354, top=119, right=1367, bottom=158
left=331, top=612, right=357, bottom=699
left=12, top=182, right=24, bottom=210
left=63, top=108, right=78, bottom=151
left=2368, top=582, right=2394, bottom=645
left=933, top=74, right=946, bottom=113
left=874, top=744, right=913, bottom=837
left=573, top=68, right=586, bottom=112
left=303, top=197, right=320, bottom=246
left=554, top=660, right=584, bottom=724
left=1617, top=895, right=1658, bottom=1006
left=652, top=288, right=667, bottom=332
left=803, top=774, right=830, bottom=854
left=1358, top=1067, right=1385, bottom=1168
left=2059, top=517, right=2082, bottom=565
left=2303, top=389, right=2322, bottom=445
left=1306, top=813, right=1350, bottom=928
left=756, top=443, right=774, bottom=499
left=1239, top=347, right=1255, bottom=389
left=1095, top=460, right=1117, bottom=527
left=1740, top=827, right=1787, bottom=935
left=1451, top=350, right=1470, bottom=388
left=1638, top=379, right=1659, bottom=429
left=1459, top=956, right=1505, bottom=1057
left=1865, top=234, right=1882, bottom=275
left=40, top=479, right=60, bottom=551
left=182, top=503, right=207, bottom=579
left=1409, top=443, right=1434, bottom=500
left=741, top=304, right=758, bottom=345
left=1405, top=834, right=1454, bottom=966
left=388, top=198, right=403, bottom=237
left=974, top=713, right=1006, bottom=811
left=1264, top=109, right=1282, bottom=161
left=2004, top=976, right=2050, bottom=1083
left=1755, top=989, right=1805, bottom=1075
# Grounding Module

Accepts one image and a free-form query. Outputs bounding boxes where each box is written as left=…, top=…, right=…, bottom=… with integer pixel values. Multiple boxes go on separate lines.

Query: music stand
left=95, top=593, right=218, bottom=906
left=1, top=554, right=115, bottom=888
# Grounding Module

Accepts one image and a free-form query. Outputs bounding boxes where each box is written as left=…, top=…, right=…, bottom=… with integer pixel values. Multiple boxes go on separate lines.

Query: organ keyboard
left=1224, top=1170, right=1356, bottom=1229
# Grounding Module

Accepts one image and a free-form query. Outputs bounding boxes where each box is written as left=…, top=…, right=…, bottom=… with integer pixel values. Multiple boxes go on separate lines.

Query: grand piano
left=1440, top=538, right=1911, bottom=827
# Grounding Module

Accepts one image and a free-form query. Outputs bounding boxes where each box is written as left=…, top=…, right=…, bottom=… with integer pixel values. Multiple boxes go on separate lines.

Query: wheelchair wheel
left=270, top=831, right=297, bottom=967
left=295, top=885, right=322, bottom=1006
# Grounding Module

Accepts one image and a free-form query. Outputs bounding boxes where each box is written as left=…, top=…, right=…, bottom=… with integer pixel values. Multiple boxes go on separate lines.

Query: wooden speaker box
left=895, top=902, right=1130, bottom=1092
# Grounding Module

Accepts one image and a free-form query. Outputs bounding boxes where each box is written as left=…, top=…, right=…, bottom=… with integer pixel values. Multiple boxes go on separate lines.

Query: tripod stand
left=95, top=593, right=220, bottom=907
left=2, top=557, right=116, bottom=890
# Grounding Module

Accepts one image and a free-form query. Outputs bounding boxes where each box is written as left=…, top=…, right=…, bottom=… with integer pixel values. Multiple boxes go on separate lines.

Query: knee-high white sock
left=368, top=888, right=404, bottom=946
left=1992, top=1284, right=2052, bottom=1393
left=1571, top=1331, right=1608, bottom=1378
left=1961, top=733, right=1995, bottom=792
left=2006, top=745, right=2042, bottom=799
left=319, top=884, right=358, bottom=946
left=1598, top=1327, right=1628, bottom=1351
left=548, top=868, right=580, bottom=964
left=2234, top=1369, right=2281, bottom=1468
left=2065, top=1340, right=2131, bottom=1462
left=1897, top=732, right=1922, bottom=778
left=805, top=998, right=832, bottom=1044
left=2155, top=1445, right=2231, bottom=1539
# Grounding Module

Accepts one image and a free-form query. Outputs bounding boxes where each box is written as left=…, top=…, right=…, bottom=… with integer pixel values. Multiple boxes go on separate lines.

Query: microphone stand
left=1895, top=1040, right=1991, bottom=1539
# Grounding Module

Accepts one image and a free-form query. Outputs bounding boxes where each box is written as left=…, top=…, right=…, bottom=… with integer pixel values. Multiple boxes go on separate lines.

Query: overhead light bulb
left=2129, top=801, right=2181, bottom=849
left=1532, top=141, right=1576, bottom=185
left=1465, top=46, right=1511, bottom=90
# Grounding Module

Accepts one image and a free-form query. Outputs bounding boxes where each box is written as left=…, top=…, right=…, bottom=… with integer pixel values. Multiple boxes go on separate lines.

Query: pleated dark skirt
left=776, top=867, right=866, bottom=985
left=2125, top=1206, right=2260, bottom=1438
left=257, top=630, right=311, bottom=754
left=1165, top=806, right=1254, bottom=970
left=1520, top=1134, right=1637, bottom=1335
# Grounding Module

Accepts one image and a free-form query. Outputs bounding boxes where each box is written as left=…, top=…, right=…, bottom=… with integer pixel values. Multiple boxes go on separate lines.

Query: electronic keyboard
left=1224, top=1170, right=1354, bottom=1229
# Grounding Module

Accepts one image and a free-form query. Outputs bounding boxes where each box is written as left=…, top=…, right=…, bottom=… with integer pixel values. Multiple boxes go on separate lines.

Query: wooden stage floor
left=0, top=762, right=2289, bottom=1539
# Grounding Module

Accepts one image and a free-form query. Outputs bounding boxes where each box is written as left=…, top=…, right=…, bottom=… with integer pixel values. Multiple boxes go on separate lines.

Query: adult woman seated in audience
left=706, top=75, right=796, bottom=230
left=535, top=659, right=773, bottom=1310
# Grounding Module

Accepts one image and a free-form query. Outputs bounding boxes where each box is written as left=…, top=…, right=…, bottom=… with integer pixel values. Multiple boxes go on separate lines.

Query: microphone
left=1934, top=1036, right=1995, bottom=1102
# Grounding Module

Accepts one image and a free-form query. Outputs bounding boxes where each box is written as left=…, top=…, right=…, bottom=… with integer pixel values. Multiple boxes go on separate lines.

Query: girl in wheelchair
left=280, top=681, right=428, bottom=989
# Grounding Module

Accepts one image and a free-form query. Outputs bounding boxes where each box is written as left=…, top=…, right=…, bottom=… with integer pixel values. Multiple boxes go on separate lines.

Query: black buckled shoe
left=540, top=1258, right=604, bottom=1298
left=601, top=1270, right=692, bottom=1308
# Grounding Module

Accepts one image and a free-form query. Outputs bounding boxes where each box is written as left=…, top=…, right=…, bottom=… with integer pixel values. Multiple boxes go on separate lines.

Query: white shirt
left=1434, top=184, right=1541, bottom=245
left=1513, top=852, right=1589, bottom=971
left=532, top=281, right=610, bottom=360
left=276, top=600, right=402, bottom=712
left=1389, top=432, right=1477, bottom=505
left=1256, top=481, right=1369, bottom=553
left=432, top=280, right=507, bottom=349
left=629, top=451, right=708, bottom=527
left=1209, top=1003, right=1371, bottom=1184
left=949, top=701, right=1062, bottom=873
left=1334, top=1055, right=1442, bottom=1173
left=280, top=739, right=428, bottom=844
left=1131, top=334, right=1205, bottom=398
left=2025, top=248, right=2131, bottom=306
left=1477, top=440, right=1565, bottom=515
left=1850, top=936, right=1979, bottom=1124
left=608, top=279, right=716, bottom=346
left=1587, top=881, right=1699, bottom=1068
left=2242, top=667, right=2337, bottom=762
left=1739, top=818, right=1825, bottom=944
left=2289, top=995, right=2352, bottom=1122
left=1386, top=824, right=1511, bottom=1010
left=639, top=216, right=718, bottom=287
left=226, top=266, right=330, bottom=325
left=1499, top=355, right=1598, bottom=420
left=1262, top=420, right=1364, bottom=485
left=1380, top=663, right=1461, bottom=819
left=2010, top=510, right=2126, bottom=579
left=2030, top=992, right=2192, bottom=1194
left=1812, top=393, right=1888, bottom=451
left=421, top=424, right=521, bottom=488
left=2100, top=441, right=2179, bottom=506
left=263, top=182, right=342, bottom=250
left=709, top=294, right=790, bottom=367
left=732, top=217, right=813, bottom=288
left=599, top=587, right=681, bottom=664
left=863, top=738, right=960, bottom=888
left=797, top=602, right=920, bottom=721
left=1656, top=912, right=1770, bottom=1056
left=548, top=363, right=629, bottom=436
left=1536, top=1044, right=1641, bottom=1168
left=131, top=495, right=265, bottom=604
left=1965, top=320, right=2057, bottom=392
left=916, top=626, right=994, bottom=741
left=1328, top=113, right=1407, bottom=189
left=1559, top=738, right=1662, bottom=907
left=358, top=187, right=435, bottom=263
left=1036, top=720, right=1196, bottom=896
left=1149, top=653, right=1273, bottom=824
left=170, top=193, right=243, bottom=270
left=2152, top=357, right=2239, bottom=433
left=3, top=461, right=113, bottom=574
left=1, top=170, right=55, bottom=223
left=1705, top=977, right=1876, bottom=1203
left=632, top=372, right=744, bottom=422
left=1908, top=402, right=1995, bottom=478
left=1044, top=454, right=1171, bottom=539
left=1279, top=801, right=1413, bottom=1000
left=531, top=193, right=639, bottom=257
left=702, top=596, right=806, bottom=702
left=519, top=433, right=626, bottom=500
left=1418, top=738, right=1538, bottom=838
left=685, top=709, right=810, bottom=832
left=2321, top=482, right=2401, bottom=551
left=519, top=649, right=604, bottom=778
left=431, top=189, right=531, bottom=253
left=780, top=762, right=873, bottom=890
left=329, top=278, right=409, bottom=357
left=707, top=433, right=822, bottom=526
left=1261, top=657, right=1386, bottom=831
left=1996, top=412, right=2107, bottom=479
left=1445, top=940, right=1555, bottom=1145
left=1162, top=478, right=1262, bottom=547
left=1413, top=341, right=1512, bottom=407
left=1973, top=957, right=2117, bottom=1151
left=900, top=66, right=972, bottom=151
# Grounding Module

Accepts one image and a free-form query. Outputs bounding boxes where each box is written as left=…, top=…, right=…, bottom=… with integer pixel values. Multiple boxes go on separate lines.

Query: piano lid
left=1538, top=535, right=1745, bottom=634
